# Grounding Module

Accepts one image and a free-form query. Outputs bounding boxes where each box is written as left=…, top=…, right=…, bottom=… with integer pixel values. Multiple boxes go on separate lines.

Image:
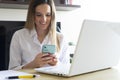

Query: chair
left=0, top=21, right=25, bottom=70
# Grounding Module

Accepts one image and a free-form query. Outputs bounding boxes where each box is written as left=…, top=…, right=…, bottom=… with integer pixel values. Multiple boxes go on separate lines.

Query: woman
left=9, top=0, right=70, bottom=70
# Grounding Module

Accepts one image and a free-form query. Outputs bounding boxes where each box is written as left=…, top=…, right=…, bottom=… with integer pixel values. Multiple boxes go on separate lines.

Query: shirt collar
left=30, top=27, right=37, bottom=38
left=29, top=27, right=51, bottom=45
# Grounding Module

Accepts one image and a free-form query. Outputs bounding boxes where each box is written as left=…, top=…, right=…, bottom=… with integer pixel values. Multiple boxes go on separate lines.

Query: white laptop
left=35, top=19, right=120, bottom=77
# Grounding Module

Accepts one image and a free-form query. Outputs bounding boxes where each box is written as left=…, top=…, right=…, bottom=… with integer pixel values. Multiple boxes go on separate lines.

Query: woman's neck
left=36, top=28, right=49, bottom=43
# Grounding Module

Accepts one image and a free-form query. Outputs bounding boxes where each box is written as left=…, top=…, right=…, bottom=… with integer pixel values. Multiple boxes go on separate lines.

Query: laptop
left=35, top=19, right=120, bottom=77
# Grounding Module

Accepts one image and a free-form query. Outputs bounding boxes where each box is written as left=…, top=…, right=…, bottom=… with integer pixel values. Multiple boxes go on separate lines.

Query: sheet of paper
left=0, top=70, right=33, bottom=80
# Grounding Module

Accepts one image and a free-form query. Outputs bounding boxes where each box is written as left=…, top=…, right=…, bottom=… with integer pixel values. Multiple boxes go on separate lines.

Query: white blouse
left=9, top=28, right=70, bottom=70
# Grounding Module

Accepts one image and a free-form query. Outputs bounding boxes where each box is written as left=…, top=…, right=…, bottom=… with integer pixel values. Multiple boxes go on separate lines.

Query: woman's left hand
left=48, top=54, right=58, bottom=66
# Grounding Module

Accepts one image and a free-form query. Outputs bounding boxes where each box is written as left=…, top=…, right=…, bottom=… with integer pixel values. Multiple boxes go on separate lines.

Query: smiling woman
left=34, top=4, right=52, bottom=43
left=0, top=20, right=61, bottom=70
left=8, top=0, right=70, bottom=70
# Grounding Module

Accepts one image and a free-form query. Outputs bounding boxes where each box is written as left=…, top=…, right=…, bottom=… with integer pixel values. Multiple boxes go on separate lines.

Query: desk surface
left=19, top=67, right=120, bottom=80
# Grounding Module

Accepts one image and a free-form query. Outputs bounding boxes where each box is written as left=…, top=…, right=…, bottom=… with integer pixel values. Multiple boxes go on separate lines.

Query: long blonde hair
left=25, top=0, right=60, bottom=52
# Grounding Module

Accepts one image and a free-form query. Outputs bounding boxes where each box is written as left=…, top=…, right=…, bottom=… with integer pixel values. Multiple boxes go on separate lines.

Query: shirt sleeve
left=58, top=34, right=70, bottom=64
left=8, top=31, right=23, bottom=70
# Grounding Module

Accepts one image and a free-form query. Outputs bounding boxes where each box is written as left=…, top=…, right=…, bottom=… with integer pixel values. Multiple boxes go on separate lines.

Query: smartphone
left=42, top=45, right=56, bottom=54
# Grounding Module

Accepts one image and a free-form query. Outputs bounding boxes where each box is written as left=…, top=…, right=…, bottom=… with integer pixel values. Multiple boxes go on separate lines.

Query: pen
left=6, top=74, right=37, bottom=79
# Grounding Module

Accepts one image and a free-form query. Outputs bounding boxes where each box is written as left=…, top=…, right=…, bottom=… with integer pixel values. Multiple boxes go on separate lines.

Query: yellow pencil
left=6, top=74, right=37, bottom=79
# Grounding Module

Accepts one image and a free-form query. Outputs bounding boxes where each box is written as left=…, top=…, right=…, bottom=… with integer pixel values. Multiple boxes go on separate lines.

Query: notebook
left=35, top=19, right=120, bottom=77
left=0, top=70, right=39, bottom=80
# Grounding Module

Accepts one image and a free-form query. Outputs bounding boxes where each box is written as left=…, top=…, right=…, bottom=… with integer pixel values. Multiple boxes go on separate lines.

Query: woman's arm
left=9, top=32, right=23, bottom=70
left=22, top=53, right=55, bottom=69
left=57, top=33, right=70, bottom=64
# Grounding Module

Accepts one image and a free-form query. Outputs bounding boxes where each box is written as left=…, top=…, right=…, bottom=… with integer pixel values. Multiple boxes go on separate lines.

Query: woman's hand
left=48, top=54, right=57, bottom=66
left=22, top=53, right=57, bottom=69
left=32, top=53, right=57, bottom=68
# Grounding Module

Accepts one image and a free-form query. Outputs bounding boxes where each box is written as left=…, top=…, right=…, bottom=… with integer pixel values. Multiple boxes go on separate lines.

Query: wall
left=0, top=0, right=120, bottom=44
left=81, top=0, right=120, bottom=22
left=0, top=8, right=27, bottom=21
left=56, top=9, right=82, bottom=44
left=0, top=8, right=82, bottom=44
left=60, top=0, right=120, bottom=44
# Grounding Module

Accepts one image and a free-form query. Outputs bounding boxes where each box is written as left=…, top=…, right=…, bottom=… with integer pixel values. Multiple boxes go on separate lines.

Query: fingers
left=34, top=53, right=58, bottom=67
left=41, top=53, right=51, bottom=58
left=41, top=56, right=53, bottom=61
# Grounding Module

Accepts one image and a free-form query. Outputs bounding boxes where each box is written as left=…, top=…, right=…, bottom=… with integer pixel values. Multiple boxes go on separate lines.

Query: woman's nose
left=41, top=15, right=47, bottom=22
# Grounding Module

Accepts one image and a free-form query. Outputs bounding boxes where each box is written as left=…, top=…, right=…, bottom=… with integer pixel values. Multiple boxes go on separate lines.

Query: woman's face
left=34, top=4, right=51, bottom=31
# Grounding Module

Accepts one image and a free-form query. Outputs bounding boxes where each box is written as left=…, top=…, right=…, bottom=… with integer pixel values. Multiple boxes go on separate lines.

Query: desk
left=19, top=67, right=120, bottom=80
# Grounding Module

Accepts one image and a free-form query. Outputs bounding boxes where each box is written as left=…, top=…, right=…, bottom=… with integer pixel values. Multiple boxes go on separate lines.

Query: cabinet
left=0, top=0, right=80, bottom=11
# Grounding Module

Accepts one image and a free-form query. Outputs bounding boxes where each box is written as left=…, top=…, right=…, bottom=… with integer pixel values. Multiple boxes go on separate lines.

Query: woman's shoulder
left=15, top=28, right=28, bottom=33
left=14, top=28, right=29, bottom=35
left=57, top=32, right=64, bottom=40
left=56, top=32, right=69, bottom=48
left=56, top=32, right=68, bottom=44
left=13, top=28, right=30, bottom=38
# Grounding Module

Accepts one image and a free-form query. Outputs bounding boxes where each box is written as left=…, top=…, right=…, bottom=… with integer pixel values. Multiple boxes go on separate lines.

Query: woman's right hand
left=22, top=53, right=54, bottom=69
left=32, top=53, right=54, bottom=68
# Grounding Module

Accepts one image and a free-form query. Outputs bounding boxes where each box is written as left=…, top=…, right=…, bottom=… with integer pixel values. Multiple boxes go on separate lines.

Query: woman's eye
left=36, top=14, right=41, bottom=16
left=46, top=14, right=51, bottom=17
left=35, top=13, right=51, bottom=17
